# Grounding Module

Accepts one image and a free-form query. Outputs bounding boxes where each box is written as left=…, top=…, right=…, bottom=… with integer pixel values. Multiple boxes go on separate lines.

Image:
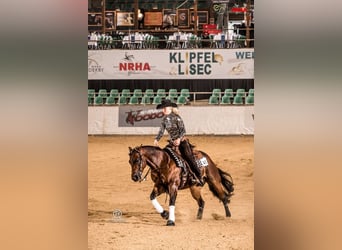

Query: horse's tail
left=218, top=168, right=234, bottom=193
left=208, top=168, right=234, bottom=202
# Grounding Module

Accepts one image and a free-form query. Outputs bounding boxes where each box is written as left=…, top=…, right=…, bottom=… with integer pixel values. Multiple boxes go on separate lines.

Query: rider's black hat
left=156, top=99, right=178, bottom=109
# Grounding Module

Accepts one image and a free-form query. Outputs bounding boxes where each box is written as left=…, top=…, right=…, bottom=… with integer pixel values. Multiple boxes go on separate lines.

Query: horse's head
left=128, top=146, right=146, bottom=182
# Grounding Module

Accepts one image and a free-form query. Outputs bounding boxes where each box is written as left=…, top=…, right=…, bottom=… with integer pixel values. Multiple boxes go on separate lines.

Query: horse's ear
left=128, top=147, right=133, bottom=153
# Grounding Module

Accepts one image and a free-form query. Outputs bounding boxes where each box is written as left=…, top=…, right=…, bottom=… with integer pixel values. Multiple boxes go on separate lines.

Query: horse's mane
left=131, top=145, right=164, bottom=155
left=138, top=145, right=162, bottom=151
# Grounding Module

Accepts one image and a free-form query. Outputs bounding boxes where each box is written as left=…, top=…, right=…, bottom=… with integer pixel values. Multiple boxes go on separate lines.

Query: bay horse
left=128, top=144, right=234, bottom=226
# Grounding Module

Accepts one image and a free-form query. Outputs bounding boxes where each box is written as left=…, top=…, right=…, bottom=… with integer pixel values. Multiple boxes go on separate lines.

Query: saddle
left=163, top=146, right=197, bottom=187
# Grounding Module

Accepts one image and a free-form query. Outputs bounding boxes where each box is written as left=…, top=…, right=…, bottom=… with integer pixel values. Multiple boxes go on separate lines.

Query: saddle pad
left=163, top=147, right=186, bottom=169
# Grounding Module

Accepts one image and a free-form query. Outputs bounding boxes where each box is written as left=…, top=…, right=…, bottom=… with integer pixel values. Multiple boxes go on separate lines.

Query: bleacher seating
left=87, top=88, right=254, bottom=106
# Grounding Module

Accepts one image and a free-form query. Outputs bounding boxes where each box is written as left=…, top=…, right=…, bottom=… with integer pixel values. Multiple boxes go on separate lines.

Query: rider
left=154, top=99, right=204, bottom=186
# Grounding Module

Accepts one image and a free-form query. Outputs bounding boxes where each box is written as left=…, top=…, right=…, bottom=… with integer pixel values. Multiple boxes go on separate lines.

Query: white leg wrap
left=169, top=205, right=175, bottom=222
left=151, top=199, right=164, bottom=213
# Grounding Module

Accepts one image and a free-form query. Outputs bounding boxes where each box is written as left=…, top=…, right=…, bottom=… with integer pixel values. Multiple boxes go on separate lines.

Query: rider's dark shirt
left=155, top=112, right=186, bottom=142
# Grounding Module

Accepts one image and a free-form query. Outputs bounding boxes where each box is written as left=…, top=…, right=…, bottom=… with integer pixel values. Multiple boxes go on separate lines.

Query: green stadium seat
left=140, top=96, right=151, bottom=105
left=144, top=89, right=154, bottom=98
left=156, top=89, right=166, bottom=98
left=88, top=89, right=95, bottom=98
left=166, top=95, right=176, bottom=103
left=98, top=89, right=108, bottom=98
left=152, top=96, right=162, bottom=105
left=224, top=89, right=234, bottom=98
left=117, top=96, right=127, bottom=105
left=220, top=95, right=231, bottom=105
left=212, top=88, right=221, bottom=98
left=121, top=89, right=131, bottom=98
left=208, top=95, right=219, bottom=105
left=109, top=89, right=119, bottom=98
left=233, top=95, right=244, bottom=105
left=88, top=96, right=93, bottom=105
left=248, top=89, right=254, bottom=97
left=168, top=89, right=178, bottom=98
left=236, top=89, right=246, bottom=98
left=245, top=96, right=254, bottom=105
left=180, top=89, right=190, bottom=98
left=128, top=96, right=139, bottom=105
left=94, top=96, right=103, bottom=105
left=105, top=96, right=116, bottom=105
left=176, top=95, right=187, bottom=105
left=133, top=89, right=143, bottom=98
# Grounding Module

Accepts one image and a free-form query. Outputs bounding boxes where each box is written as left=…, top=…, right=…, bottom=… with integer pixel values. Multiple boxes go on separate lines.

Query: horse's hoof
left=160, top=210, right=169, bottom=220
left=166, top=220, right=175, bottom=226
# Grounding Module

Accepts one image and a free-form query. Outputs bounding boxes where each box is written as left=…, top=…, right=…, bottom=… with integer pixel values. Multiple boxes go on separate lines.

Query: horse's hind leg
left=223, top=196, right=231, bottom=217
left=150, top=185, right=168, bottom=220
left=190, top=186, right=205, bottom=219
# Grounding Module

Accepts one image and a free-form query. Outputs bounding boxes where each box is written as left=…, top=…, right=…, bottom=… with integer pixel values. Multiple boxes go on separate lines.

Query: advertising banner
left=88, top=49, right=254, bottom=79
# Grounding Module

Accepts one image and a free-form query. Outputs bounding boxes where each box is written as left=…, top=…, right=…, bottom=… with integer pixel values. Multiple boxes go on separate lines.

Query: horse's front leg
left=150, top=184, right=168, bottom=220
left=166, top=182, right=179, bottom=226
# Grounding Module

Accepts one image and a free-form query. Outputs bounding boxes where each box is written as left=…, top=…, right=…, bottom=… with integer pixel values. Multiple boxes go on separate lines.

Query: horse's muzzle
left=132, top=173, right=140, bottom=182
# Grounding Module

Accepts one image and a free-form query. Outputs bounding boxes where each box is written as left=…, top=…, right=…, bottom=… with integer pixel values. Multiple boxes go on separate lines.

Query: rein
left=139, top=167, right=151, bottom=182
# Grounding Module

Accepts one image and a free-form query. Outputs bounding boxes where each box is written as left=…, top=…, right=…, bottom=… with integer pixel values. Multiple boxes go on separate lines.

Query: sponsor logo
left=230, top=63, right=245, bottom=74
left=125, top=109, right=164, bottom=126
left=169, top=51, right=221, bottom=76
left=114, top=52, right=153, bottom=76
left=88, top=57, right=104, bottom=73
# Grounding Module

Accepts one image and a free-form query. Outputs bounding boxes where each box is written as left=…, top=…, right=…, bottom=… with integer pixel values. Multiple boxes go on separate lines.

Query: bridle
left=130, top=146, right=151, bottom=182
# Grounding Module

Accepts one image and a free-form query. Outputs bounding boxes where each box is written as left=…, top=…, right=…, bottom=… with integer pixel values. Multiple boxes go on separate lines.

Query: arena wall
left=88, top=106, right=254, bottom=135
